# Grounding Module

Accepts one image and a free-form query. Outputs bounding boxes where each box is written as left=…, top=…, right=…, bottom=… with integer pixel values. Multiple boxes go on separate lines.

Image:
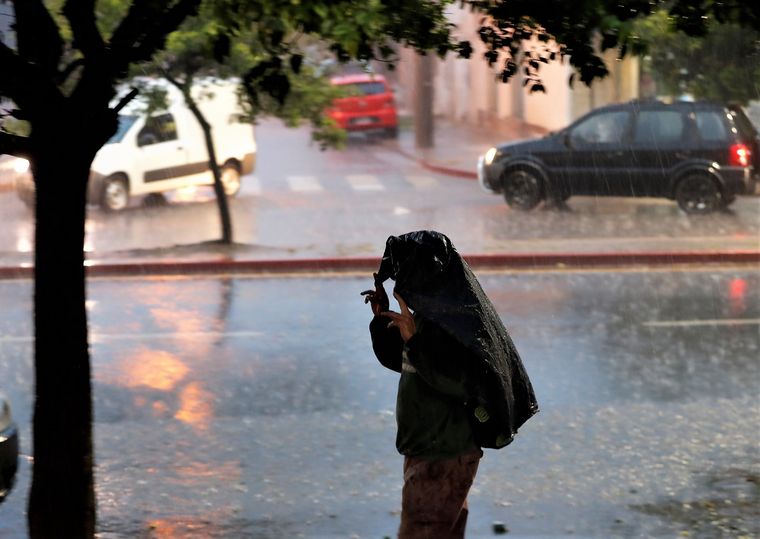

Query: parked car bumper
left=328, top=109, right=397, bottom=131
left=13, top=171, right=35, bottom=206
left=0, top=157, right=30, bottom=194
left=477, top=156, right=495, bottom=193
left=721, top=166, right=756, bottom=196
left=477, top=155, right=504, bottom=194
left=15, top=169, right=110, bottom=206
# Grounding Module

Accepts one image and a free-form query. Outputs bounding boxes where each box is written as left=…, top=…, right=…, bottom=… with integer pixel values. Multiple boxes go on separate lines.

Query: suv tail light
left=729, top=143, right=751, bottom=167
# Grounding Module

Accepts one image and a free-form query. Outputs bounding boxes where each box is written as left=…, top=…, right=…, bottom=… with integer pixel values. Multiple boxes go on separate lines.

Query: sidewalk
left=392, top=116, right=548, bottom=179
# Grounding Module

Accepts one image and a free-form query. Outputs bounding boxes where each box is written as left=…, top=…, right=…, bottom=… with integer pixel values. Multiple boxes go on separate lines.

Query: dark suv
left=478, top=101, right=759, bottom=214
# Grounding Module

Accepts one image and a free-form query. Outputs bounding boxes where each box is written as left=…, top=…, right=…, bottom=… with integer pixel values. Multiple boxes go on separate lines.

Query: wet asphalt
left=0, top=266, right=758, bottom=538
left=0, top=121, right=759, bottom=267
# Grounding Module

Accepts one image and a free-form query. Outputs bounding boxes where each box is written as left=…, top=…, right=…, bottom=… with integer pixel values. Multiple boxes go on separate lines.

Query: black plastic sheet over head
left=376, top=230, right=538, bottom=445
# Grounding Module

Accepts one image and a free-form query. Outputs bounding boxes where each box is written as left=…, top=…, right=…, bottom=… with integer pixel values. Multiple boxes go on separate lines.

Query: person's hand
left=381, top=292, right=416, bottom=342
left=361, top=272, right=389, bottom=316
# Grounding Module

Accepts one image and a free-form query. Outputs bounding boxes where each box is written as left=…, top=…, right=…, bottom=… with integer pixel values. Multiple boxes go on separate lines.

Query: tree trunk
left=28, top=124, right=96, bottom=538
left=185, top=97, right=234, bottom=244
left=164, top=73, right=234, bottom=245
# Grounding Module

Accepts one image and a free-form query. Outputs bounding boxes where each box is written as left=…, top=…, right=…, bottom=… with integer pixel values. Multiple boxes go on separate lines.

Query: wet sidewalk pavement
left=391, top=117, right=549, bottom=179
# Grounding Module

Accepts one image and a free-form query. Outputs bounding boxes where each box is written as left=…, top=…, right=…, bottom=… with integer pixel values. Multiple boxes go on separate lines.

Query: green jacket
left=370, top=314, right=476, bottom=459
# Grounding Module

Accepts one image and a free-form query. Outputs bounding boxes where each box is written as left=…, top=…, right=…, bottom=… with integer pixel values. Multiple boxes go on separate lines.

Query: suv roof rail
left=629, top=97, right=663, bottom=104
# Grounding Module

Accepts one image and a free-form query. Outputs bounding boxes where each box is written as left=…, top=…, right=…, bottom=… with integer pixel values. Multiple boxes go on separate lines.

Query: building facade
left=394, top=7, right=640, bottom=133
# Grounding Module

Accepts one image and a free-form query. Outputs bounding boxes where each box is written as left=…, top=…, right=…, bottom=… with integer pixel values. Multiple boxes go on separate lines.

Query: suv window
left=634, top=110, right=685, bottom=144
left=695, top=111, right=729, bottom=142
left=570, top=111, right=630, bottom=145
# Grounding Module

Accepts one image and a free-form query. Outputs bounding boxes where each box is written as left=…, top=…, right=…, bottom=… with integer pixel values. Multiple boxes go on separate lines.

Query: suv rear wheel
left=675, top=174, right=724, bottom=214
left=503, top=169, right=543, bottom=210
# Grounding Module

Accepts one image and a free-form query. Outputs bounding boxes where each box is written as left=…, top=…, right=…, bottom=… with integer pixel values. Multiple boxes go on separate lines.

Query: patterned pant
left=398, top=448, right=483, bottom=539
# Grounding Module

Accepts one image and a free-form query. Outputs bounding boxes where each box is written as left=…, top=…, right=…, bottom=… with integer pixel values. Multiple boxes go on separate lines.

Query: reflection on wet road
left=0, top=267, right=758, bottom=537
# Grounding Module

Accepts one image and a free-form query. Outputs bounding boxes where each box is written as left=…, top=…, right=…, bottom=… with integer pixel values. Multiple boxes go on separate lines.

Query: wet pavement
left=391, top=117, right=549, bottom=178
left=0, top=266, right=758, bottom=538
left=0, top=120, right=758, bottom=268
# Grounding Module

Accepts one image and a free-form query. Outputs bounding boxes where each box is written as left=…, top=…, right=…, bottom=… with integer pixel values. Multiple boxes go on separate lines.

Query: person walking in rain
left=362, top=230, right=538, bottom=539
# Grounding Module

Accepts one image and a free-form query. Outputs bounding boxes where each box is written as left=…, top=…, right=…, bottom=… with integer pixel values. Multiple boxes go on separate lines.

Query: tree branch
left=57, top=58, right=86, bottom=86
left=0, top=40, right=65, bottom=115
left=11, top=0, right=64, bottom=76
left=63, top=0, right=106, bottom=60
left=112, top=88, right=139, bottom=114
left=0, top=131, right=32, bottom=159
left=109, top=0, right=201, bottom=79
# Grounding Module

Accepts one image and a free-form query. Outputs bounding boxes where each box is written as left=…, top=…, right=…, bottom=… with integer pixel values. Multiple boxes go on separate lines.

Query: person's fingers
left=360, top=290, right=374, bottom=296
left=394, top=292, right=411, bottom=316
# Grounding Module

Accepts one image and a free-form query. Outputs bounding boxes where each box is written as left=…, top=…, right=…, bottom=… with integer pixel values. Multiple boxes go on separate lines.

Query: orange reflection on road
left=729, top=277, right=748, bottom=316
left=117, top=348, right=189, bottom=391
left=150, top=307, right=211, bottom=334
left=146, top=509, right=240, bottom=538
left=174, top=460, right=240, bottom=481
left=174, top=381, right=214, bottom=431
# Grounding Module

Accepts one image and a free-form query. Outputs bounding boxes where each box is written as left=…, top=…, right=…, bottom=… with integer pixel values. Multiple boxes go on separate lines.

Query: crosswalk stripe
left=405, top=175, right=438, bottom=188
left=286, top=175, right=324, bottom=192
left=346, top=174, right=384, bottom=191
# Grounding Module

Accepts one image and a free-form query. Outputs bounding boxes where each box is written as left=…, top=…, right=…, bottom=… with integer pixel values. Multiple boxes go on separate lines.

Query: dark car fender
left=495, top=157, right=552, bottom=193
left=668, top=161, right=725, bottom=199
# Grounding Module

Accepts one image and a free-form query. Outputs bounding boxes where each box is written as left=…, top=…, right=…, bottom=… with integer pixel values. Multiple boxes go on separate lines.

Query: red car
left=327, top=74, right=398, bottom=137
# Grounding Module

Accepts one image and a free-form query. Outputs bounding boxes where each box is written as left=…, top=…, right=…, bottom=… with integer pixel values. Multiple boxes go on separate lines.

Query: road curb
left=391, top=144, right=477, bottom=180
left=0, top=251, right=757, bottom=279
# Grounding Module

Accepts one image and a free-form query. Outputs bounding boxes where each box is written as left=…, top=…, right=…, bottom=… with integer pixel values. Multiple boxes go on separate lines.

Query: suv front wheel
left=502, top=169, right=543, bottom=210
left=675, top=174, right=725, bottom=214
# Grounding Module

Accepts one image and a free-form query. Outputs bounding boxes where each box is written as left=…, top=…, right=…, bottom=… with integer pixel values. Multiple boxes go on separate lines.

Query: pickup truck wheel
left=503, top=169, right=543, bottom=210
left=675, top=175, right=723, bottom=214
left=221, top=163, right=241, bottom=197
left=101, top=175, right=129, bottom=212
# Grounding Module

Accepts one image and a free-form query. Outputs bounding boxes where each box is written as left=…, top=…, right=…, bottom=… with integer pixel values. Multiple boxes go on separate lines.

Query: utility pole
left=414, top=52, right=434, bottom=149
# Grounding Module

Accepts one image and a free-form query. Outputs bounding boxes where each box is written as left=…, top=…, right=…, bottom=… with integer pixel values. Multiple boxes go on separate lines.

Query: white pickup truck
left=15, top=78, right=256, bottom=211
